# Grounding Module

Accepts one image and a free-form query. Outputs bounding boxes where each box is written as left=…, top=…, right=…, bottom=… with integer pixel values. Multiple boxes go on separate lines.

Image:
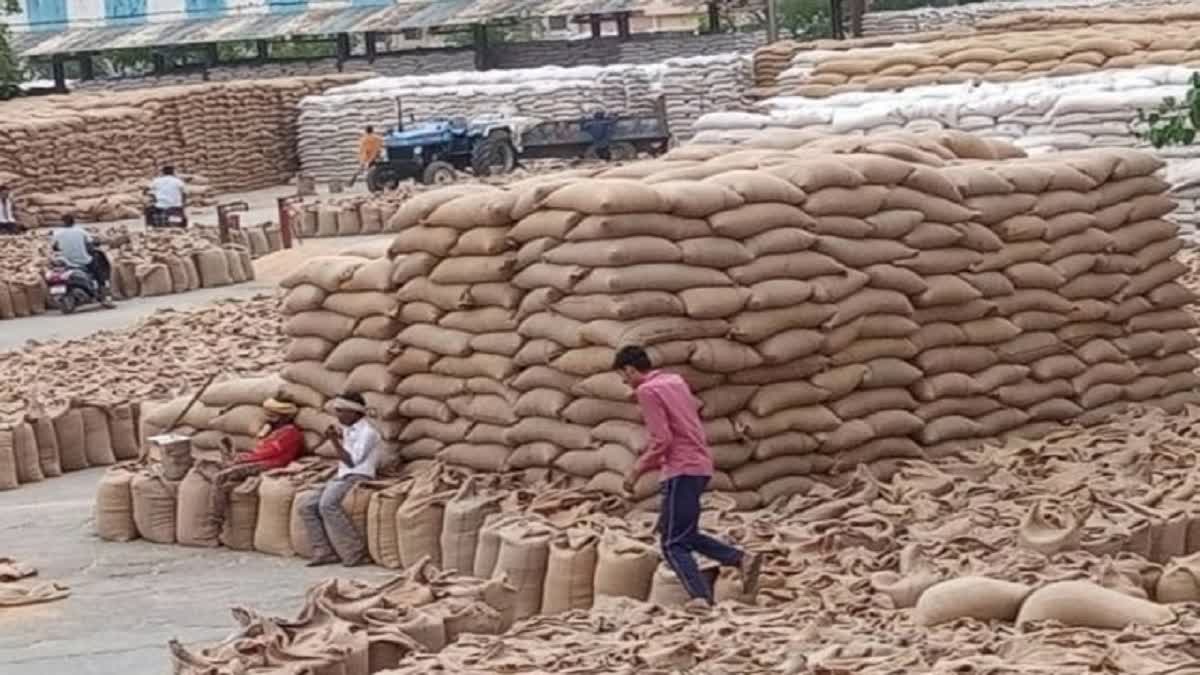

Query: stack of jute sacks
left=775, top=22, right=1200, bottom=97
left=378, top=132, right=1198, bottom=508
left=275, top=243, right=405, bottom=459
left=291, top=194, right=408, bottom=238
left=0, top=74, right=362, bottom=195
left=14, top=174, right=215, bottom=229
left=192, top=222, right=284, bottom=259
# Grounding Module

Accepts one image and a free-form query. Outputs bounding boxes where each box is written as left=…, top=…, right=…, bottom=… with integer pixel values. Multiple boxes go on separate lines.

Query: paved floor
left=0, top=469, right=392, bottom=675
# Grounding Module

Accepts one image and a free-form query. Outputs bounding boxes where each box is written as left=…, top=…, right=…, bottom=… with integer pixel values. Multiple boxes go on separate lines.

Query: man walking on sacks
left=302, top=393, right=379, bottom=567
left=615, top=345, right=762, bottom=606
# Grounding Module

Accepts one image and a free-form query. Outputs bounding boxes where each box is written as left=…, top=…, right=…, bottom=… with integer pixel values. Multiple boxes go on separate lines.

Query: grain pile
left=298, top=56, right=752, bottom=181
left=0, top=75, right=361, bottom=196
left=169, top=404, right=1200, bottom=672
left=0, top=295, right=284, bottom=491
left=775, top=23, right=1200, bottom=97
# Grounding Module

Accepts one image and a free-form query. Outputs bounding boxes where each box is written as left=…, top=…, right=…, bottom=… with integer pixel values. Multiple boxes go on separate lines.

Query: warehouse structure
left=5, top=0, right=769, bottom=90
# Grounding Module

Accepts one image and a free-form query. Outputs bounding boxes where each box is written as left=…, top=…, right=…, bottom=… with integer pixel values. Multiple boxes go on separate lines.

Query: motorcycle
left=44, top=247, right=113, bottom=314
left=144, top=198, right=188, bottom=228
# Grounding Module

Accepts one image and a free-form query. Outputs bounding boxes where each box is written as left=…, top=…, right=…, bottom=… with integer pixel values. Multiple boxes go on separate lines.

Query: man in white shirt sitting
left=148, top=166, right=188, bottom=227
left=301, top=393, right=380, bottom=567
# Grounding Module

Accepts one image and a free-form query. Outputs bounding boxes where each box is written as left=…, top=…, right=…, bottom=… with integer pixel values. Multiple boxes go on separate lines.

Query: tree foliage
left=1, top=0, right=21, bottom=100
left=1135, top=72, right=1200, bottom=148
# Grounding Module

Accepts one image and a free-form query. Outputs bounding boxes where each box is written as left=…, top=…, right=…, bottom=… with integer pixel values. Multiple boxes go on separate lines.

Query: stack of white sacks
left=694, top=65, right=1200, bottom=239
left=297, top=55, right=753, bottom=181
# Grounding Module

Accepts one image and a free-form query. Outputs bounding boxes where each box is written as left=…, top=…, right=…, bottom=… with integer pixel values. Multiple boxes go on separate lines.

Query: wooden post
left=365, top=31, right=378, bottom=62
left=472, top=24, right=491, bottom=70
left=706, top=1, right=720, bottom=33
left=617, top=13, right=630, bottom=39
left=256, top=40, right=270, bottom=61
left=589, top=15, right=602, bottom=38
left=335, top=33, right=351, bottom=71
left=78, top=54, right=95, bottom=81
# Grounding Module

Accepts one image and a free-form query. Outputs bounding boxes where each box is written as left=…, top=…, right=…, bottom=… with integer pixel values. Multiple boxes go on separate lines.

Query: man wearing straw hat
left=207, top=398, right=304, bottom=531
left=302, top=392, right=380, bottom=567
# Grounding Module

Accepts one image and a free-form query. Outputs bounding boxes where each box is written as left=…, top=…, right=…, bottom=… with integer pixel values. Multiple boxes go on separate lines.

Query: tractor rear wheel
left=422, top=161, right=457, bottom=185
left=471, top=130, right=517, bottom=177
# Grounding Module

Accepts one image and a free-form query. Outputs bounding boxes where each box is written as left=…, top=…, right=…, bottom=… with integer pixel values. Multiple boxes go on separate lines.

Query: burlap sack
left=131, top=470, right=179, bottom=544
left=254, top=474, right=297, bottom=557
left=95, top=465, right=139, bottom=541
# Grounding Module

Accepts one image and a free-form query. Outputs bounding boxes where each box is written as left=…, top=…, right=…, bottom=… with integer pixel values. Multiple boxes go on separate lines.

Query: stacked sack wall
left=694, top=65, right=1200, bottom=239
left=297, top=56, right=753, bottom=182
left=0, top=75, right=361, bottom=196
left=860, top=0, right=1198, bottom=37
left=378, top=135, right=1199, bottom=506
left=774, top=23, right=1200, bottom=98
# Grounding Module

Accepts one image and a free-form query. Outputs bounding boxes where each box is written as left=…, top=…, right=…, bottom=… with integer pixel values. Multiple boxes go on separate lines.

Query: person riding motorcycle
left=51, top=214, right=114, bottom=308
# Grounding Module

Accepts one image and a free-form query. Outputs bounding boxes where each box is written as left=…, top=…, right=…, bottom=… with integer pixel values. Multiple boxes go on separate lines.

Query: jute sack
left=650, top=562, right=718, bottom=607
left=254, top=473, right=298, bottom=557
left=441, top=478, right=501, bottom=574
left=541, top=529, right=600, bottom=615
left=396, top=490, right=453, bottom=569
left=291, top=486, right=318, bottom=559
left=108, top=404, right=140, bottom=461
left=368, top=482, right=411, bottom=568
left=95, top=465, right=138, bottom=541
left=12, top=423, right=42, bottom=484
left=131, top=470, right=179, bottom=544
left=475, top=512, right=527, bottom=579
left=913, top=576, right=1032, bottom=626
left=219, top=475, right=261, bottom=551
left=54, top=409, right=89, bottom=472
left=493, top=522, right=555, bottom=620
left=594, top=531, right=659, bottom=601
left=176, top=463, right=220, bottom=547
left=0, top=429, right=18, bottom=490
left=33, top=418, right=62, bottom=477
left=1016, top=580, right=1174, bottom=630
left=1155, top=553, right=1200, bottom=603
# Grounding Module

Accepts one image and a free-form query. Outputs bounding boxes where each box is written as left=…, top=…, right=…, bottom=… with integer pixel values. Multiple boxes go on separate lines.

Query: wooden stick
left=165, top=371, right=221, bottom=434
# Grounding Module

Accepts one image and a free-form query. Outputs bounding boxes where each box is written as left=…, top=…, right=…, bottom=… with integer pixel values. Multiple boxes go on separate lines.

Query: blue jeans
left=659, top=475, right=743, bottom=604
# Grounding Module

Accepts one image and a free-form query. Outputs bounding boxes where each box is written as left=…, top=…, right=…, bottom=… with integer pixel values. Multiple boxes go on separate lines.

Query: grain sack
left=0, top=430, right=18, bottom=490
left=290, top=486, right=317, bottom=559
left=195, top=249, right=234, bottom=287
left=474, top=513, right=525, bottom=579
left=176, top=465, right=219, bottom=548
left=396, top=490, right=451, bottom=569
left=220, top=475, right=261, bottom=551
left=367, top=483, right=409, bottom=568
left=914, top=577, right=1032, bottom=626
left=594, top=532, right=659, bottom=601
left=1155, top=554, right=1200, bottom=603
left=442, top=479, right=501, bottom=575
left=542, top=530, right=600, bottom=615
left=33, top=418, right=62, bottom=478
left=649, top=562, right=718, bottom=607
left=1016, top=580, right=1173, bottom=630
left=95, top=465, right=138, bottom=541
left=131, top=470, right=179, bottom=544
left=254, top=474, right=297, bottom=557
left=54, top=408, right=89, bottom=472
left=493, top=523, right=554, bottom=620
left=12, top=423, right=42, bottom=484
left=108, top=404, right=140, bottom=461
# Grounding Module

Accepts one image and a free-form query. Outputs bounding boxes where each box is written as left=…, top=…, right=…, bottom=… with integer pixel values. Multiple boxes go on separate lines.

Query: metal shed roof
left=15, top=0, right=702, bottom=57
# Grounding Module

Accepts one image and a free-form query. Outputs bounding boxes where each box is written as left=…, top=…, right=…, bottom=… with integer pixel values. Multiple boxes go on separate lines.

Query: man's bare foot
left=306, top=556, right=338, bottom=567
left=739, top=552, right=763, bottom=595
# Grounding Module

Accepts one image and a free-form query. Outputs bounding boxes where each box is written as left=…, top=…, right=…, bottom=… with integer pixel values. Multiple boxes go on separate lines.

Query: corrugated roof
left=16, top=0, right=705, bottom=57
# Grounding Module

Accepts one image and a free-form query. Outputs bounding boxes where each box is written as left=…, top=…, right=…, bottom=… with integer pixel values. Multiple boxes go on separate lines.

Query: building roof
left=14, top=0, right=711, bottom=58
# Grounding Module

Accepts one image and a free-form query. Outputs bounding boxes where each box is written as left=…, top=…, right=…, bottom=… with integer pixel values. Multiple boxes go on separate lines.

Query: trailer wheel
left=610, top=142, right=637, bottom=162
left=471, top=130, right=517, bottom=177
left=422, top=161, right=457, bottom=185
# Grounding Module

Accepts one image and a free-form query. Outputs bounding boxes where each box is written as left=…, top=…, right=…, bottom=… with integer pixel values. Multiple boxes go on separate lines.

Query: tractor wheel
left=610, top=142, right=637, bottom=162
left=366, top=165, right=397, bottom=193
left=422, top=161, right=457, bottom=186
left=471, top=131, right=517, bottom=177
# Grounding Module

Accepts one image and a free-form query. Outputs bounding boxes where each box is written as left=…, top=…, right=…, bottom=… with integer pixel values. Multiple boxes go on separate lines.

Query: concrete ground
left=0, top=469, right=393, bottom=675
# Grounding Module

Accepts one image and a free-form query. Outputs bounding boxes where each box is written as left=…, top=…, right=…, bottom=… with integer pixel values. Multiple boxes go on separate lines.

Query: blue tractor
left=366, top=96, right=672, bottom=192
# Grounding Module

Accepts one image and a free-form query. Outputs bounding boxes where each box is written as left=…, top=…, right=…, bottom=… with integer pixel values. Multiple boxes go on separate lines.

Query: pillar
left=78, top=54, right=95, bottom=81
left=616, top=13, right=630, bottom=39
left=365, top=32, right=378, bottom=62
left=335, top=33, right=350, bottom=71
left=472, top=24, right=491, bottom=70
left=706, top=1, right=720, bottom=33
left=589, top=15, right=602, bottom=38
left=256, top=40, right=270, bottom=61
left=51, top=56, right=67, bottom=92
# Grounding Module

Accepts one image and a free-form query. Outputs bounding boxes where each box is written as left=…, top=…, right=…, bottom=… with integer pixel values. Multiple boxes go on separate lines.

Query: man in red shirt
left=207, top=398, right=304, bottom=530
left=615, top=345, right=762, bottom=606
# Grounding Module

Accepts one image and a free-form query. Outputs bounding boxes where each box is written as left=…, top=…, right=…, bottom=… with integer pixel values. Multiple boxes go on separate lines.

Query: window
left=402, top=28, right=422, bottom=40
left=548, top=16, right=568, bottom=30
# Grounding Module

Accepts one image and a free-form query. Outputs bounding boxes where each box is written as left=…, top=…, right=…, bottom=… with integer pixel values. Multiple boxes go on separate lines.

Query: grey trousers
left=300, top=475, right=367, bottom=562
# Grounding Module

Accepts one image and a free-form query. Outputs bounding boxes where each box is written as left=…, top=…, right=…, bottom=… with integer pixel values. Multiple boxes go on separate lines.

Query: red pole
left=277, top=196, right=294, bottom=250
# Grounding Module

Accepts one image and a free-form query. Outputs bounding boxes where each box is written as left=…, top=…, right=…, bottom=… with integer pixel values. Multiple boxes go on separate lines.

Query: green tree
left=1, top=0, right=22, bottom=99
left=776, top=0, right=833, bottom=39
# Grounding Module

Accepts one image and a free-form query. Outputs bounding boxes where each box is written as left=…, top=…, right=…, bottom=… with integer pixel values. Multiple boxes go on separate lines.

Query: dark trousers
left=0, top=221, right=22, bottom=235
left=659, top=475, right=743, bottom=604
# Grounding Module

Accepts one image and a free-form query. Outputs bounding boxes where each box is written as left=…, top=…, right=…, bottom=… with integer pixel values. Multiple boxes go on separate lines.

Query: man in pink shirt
left=615, top=345, right=762, bottom=605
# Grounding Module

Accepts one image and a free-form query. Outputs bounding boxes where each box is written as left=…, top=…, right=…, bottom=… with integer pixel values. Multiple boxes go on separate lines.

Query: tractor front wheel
left=471, top=131, right=517, bottom=177
left=422, top=161, right=457, bottom=186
